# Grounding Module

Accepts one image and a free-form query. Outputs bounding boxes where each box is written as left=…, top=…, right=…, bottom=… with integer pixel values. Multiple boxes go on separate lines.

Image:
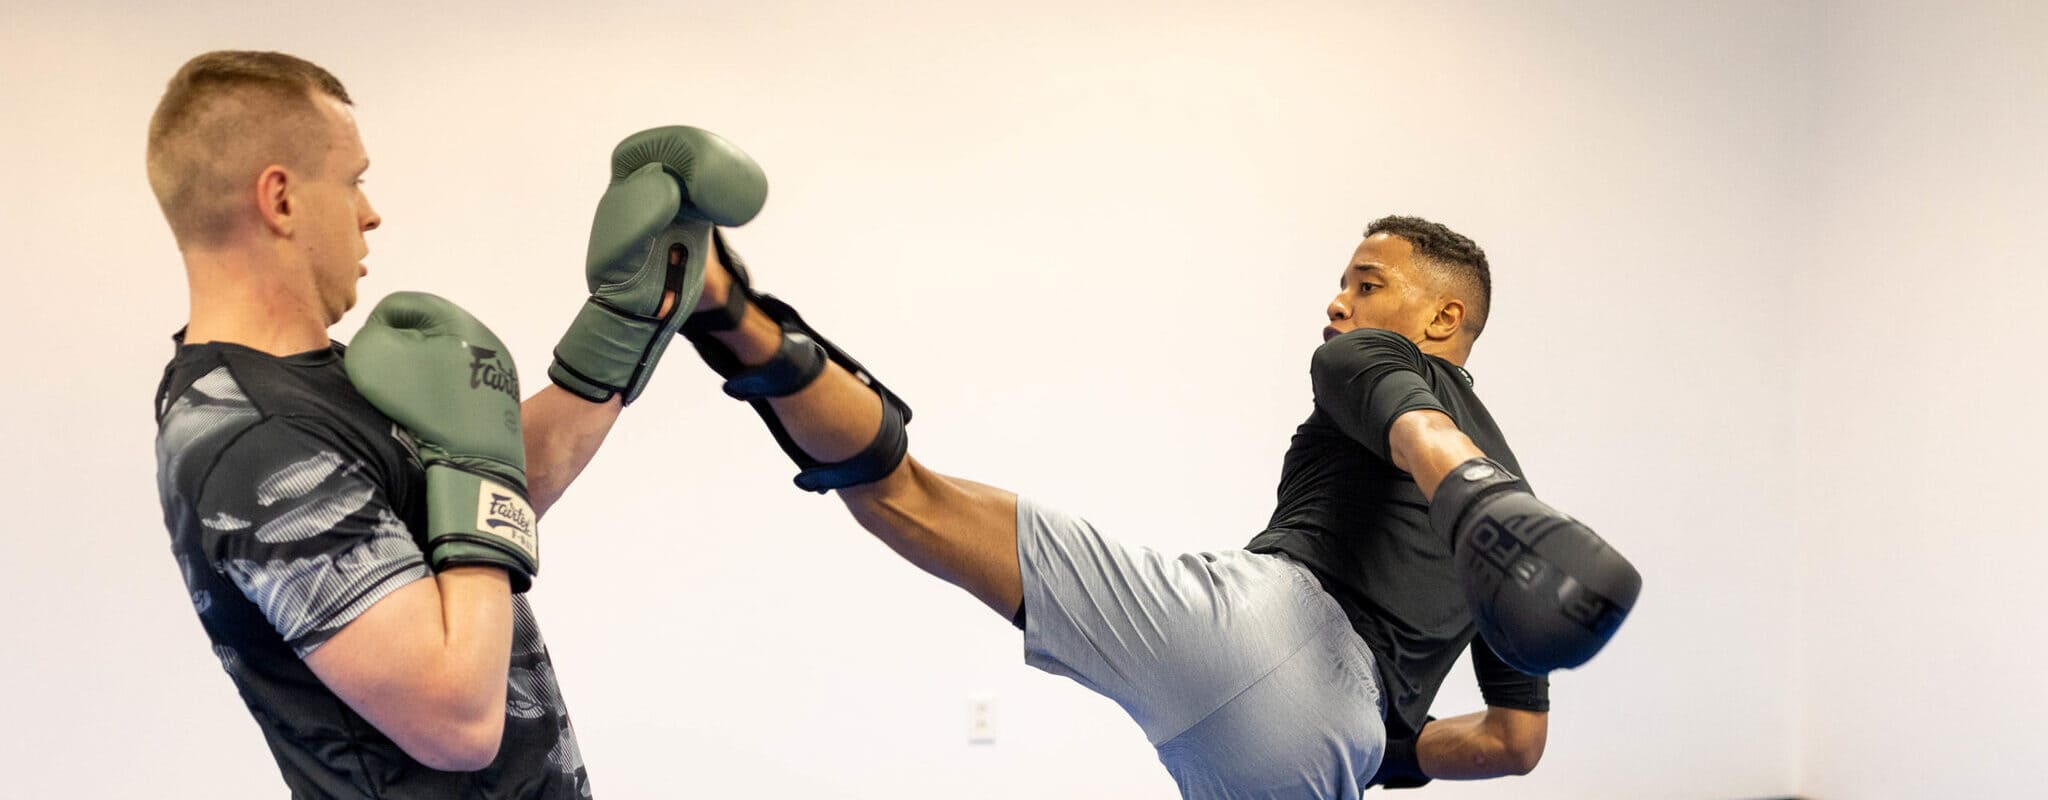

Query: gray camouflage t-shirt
left=154, top=336, right=588, bottom=799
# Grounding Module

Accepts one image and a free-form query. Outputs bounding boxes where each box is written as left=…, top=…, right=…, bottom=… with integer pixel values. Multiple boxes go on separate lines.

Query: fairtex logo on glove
left=474, top=482, right=538, bottom=562
left=467, top=345, right=520, bottom=400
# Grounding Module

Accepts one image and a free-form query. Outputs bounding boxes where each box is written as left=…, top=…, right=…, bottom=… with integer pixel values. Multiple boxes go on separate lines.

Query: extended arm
left=520, top=386, right=624, bottom=517
left=530, top=124, right=771, bottom=516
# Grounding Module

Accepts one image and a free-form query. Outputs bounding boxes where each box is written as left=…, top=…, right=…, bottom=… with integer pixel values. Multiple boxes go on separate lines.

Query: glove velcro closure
left=1428, top=457, right=1528, bottom=542
left=423, top=463, right=538, bottom=593
left=550, top=298, right=664, bottom=402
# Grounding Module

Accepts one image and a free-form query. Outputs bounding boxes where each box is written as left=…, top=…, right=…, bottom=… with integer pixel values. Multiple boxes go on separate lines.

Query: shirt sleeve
left=1308, top=328, right=1448, bottom=462
left=192, top=416, right=431, bottom=657
left=1471, top=635, right=1551, bottom=712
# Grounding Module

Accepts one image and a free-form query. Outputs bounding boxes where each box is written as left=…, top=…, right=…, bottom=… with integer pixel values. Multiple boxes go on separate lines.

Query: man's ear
left=1425, top=297, right=1465, bottom=343
left=255, top=164, right=294, bottom=237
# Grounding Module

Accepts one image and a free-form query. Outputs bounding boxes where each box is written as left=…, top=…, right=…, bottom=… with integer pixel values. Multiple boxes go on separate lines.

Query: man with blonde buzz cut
left=148, top=51, right=704, bottom=798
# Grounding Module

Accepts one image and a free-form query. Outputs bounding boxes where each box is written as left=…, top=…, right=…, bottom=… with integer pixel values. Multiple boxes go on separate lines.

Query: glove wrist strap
left=423, top=462, right=538, bottom=592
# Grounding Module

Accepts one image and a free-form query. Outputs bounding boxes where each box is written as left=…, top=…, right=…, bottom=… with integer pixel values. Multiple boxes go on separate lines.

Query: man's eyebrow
left=1340, top=263, right=1384, bottom=288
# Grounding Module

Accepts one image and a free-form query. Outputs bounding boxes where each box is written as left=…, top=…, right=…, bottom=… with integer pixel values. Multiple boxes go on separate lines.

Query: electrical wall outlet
left=967, top=693, right=997, bottom=745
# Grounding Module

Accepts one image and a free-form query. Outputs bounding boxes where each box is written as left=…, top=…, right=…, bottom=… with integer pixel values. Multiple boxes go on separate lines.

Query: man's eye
left=1358, top=283, right=1378, bottom=293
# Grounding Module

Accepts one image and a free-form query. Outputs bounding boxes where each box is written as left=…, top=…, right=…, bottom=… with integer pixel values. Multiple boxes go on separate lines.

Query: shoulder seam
left=186, top=416, right=290, bottom=528
left=216, top=351, right=274, bottom=419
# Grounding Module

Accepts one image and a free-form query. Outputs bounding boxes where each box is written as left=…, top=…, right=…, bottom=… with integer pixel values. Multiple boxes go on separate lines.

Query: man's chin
left=328, top=295, right=356, bottom=328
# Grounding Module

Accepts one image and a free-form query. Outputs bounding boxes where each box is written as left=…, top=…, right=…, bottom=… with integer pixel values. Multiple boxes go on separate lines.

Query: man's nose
left=1326, top=296, right=1349, bottom=322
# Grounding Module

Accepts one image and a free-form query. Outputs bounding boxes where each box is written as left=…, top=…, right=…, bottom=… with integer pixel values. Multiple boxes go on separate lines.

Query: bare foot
left=693, top=234, right=734, bottom=313
left=657, top=244, right=686, bottom=318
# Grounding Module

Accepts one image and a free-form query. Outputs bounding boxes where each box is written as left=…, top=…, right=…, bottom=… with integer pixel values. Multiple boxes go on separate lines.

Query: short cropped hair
left=146, top=51, right=351, bottom=247
left=1365, top=215, right=1492, bottom=337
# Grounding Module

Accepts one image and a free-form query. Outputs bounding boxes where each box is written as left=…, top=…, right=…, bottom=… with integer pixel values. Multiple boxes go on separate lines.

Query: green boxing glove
left=347, top=291, right=538, bottom=592
left=549, top=125, right=768, bottom=405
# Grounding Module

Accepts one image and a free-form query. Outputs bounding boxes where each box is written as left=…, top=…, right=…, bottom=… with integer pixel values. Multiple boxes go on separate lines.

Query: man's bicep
left=195, top=418, right=430, bottom=655
left=301, top=575, right=442, bottom=709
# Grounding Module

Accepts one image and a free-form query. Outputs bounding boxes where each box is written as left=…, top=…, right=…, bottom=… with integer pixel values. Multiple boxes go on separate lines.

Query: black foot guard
left=682, top=234, right=913, bottom=493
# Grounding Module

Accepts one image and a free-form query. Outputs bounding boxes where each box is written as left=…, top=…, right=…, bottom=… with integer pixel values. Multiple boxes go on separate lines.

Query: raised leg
left=688, top=243, right=1023, bottom=618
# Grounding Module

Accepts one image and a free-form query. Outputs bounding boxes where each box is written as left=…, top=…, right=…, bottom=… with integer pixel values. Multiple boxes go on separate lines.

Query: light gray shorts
left=1015, top=497, right=1387, bottom=799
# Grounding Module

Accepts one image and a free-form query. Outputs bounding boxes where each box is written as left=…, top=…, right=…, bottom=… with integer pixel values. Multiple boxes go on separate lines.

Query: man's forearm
left=1388, top=409, right=1485, bottom=500
left=521, top=384, right=625, bottom=517
left=305, top=567, right=517, bottom=771
left=1416, top=708, right=1544, bottom=779
left=524, top=283, right=686, bottom=515
left=427, top=566, right=516, bottom=716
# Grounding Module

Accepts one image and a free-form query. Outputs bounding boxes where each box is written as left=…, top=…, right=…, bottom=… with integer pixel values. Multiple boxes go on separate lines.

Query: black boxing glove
left=1430, top=458, right=1642, bottom=674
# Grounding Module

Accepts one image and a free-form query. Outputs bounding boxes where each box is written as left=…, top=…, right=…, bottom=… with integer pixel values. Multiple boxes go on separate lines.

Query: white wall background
left=1791, top=2, right=2048, bottom=798
left=0, top=1, right=2033, bottom=798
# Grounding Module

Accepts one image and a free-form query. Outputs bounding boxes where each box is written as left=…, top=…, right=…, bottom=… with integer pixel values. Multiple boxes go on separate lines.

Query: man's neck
left=182, top=247, right=331, bottom=356
left=1417, top=339, right=1473, bottom=368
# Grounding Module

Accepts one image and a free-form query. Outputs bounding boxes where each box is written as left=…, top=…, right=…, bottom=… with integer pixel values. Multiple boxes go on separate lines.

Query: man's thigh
left=1014, top=496, right=1363, bottom=744
left=1158, top=626, right=1387, bottom=799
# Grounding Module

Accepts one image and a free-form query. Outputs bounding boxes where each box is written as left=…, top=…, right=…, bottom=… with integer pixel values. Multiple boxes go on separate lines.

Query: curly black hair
left=1364, top=215, right=1492, bottom=337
